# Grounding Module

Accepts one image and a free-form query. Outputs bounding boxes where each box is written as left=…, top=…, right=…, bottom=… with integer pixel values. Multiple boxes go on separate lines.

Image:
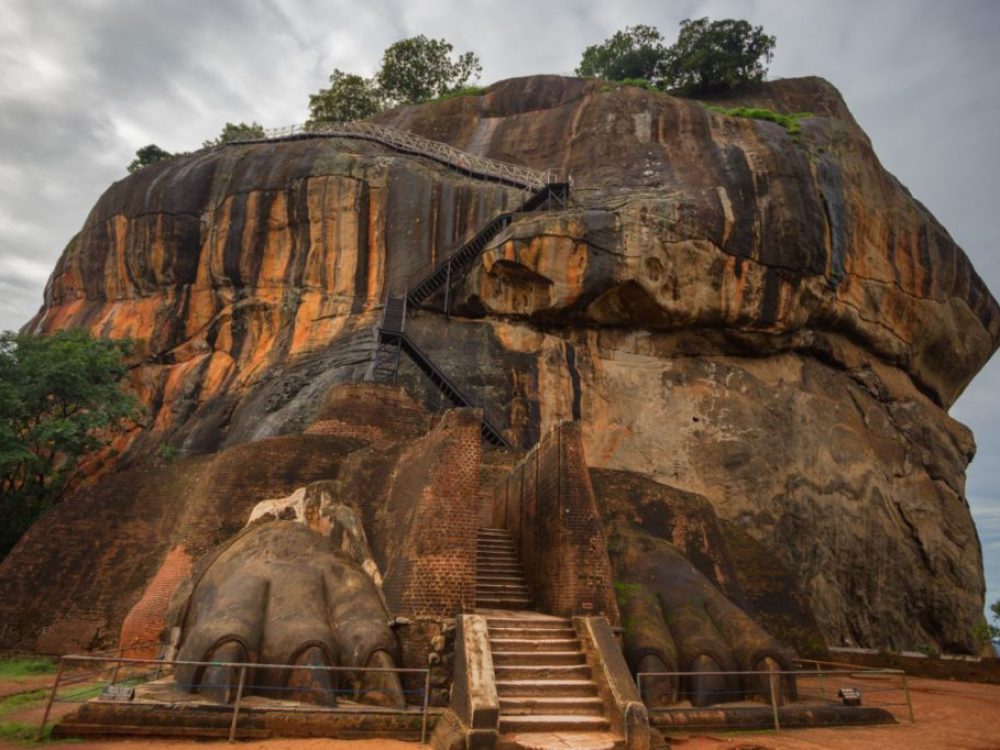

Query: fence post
left=109, top=654, right=123, bottom=686
left=228, top=665, right=248, bottom=743
left=421, top=669, right=431, bottom=744
left=768, top=670, right=781, bottom=732
left=901, top=672, right=915, bottom=723
left=816, top=662, right=826, bottom=697
left=37, top=657, right=66, bottom=741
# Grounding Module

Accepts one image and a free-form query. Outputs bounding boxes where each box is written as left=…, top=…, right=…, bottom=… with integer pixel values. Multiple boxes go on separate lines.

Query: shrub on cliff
left=309, top=70, right=385, bottom=123
left=0, top=330, right=140, bottom=560
left=308, top=36, right=482, bottom=124
left=661, top=18, right=776, bottom=93
left=202, top=121, right=266, bottom=148
left=127, top=144, right=173, bottom=173
left=577, top=18, right=776, bottom=93
left=576, top=24, right=667, bottom=82
left=377, top=35, right=481, bottom=104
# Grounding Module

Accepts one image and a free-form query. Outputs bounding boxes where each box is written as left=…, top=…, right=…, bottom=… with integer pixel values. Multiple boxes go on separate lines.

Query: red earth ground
left=1, top=672, right=998, bottom=749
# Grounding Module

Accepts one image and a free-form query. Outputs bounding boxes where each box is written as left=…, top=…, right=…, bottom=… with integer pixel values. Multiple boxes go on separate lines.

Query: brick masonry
left=118, top=545, right=193, bottom=657
left=493, top=421, right=620, bottom=623
left=380, top=409, right=482, bottom=619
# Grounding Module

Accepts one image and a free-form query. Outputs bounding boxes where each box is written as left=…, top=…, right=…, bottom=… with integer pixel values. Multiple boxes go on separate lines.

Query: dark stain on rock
left=565, top=342, right=582, bottom=421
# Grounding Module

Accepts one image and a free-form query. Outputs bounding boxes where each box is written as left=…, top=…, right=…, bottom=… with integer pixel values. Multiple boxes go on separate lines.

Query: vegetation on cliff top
left=308, top=35, right=481, bottom=124
left=127, top=17, right=775, bottom=171
left=0, top=329, right=140, bottom=561
left=578, top=18, right=776, bottom=94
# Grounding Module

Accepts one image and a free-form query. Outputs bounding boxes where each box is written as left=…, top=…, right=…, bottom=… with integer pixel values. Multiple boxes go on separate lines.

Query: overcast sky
left=1, top=0, right=998, bottom=618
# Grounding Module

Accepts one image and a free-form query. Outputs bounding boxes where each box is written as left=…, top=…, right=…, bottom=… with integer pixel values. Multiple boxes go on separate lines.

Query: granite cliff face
left=18, top=75, right=1000, bottom=653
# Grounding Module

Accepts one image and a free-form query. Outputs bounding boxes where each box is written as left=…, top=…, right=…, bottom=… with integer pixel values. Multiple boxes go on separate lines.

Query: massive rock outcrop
left=7, top=75, right=998, bottom=654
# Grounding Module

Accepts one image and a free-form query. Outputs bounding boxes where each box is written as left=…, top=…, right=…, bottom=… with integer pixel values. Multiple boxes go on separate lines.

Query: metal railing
left=38, top=653, right=432, bottom=744
left=637, top=663, right=915, bottom=732
left=225, top=121, right=557, bottom=190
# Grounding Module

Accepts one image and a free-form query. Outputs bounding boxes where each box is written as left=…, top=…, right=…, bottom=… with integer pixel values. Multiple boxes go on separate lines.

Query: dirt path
left=667, top=677, right=1000, bottom=750
left=1, top=674, right=997, bottom=749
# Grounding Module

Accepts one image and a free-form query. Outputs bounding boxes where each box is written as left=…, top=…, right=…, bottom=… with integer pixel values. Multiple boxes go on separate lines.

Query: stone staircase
left=488, top=614, right=622, bottom=749
left=476, top=528, right=533, bottom=609
left=475, top=527, right=623, bottom=749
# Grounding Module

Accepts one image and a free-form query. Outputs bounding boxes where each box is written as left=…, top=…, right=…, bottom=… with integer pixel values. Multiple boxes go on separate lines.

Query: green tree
left=660, top=17, right=776, bottom=93
left=575, top=24, right=667, bottom=82
left=127, top=144, right=173, bottom=173
left=974, top=599, right=1000, bottom=652
left=0, top=329, right=140, bottom=560
left=308, top=69, right=385, bottom=124
left=376, top=35, right=481, bottom=104
left=202, top=121, right=266, bottom=148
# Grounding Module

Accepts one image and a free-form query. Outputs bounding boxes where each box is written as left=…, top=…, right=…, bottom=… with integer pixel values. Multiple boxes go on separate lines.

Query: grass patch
left=0, top=720, right=55, bottom=744
left=0, top=690, right=47, bottom=717
left=0, top=659, right=56, bottom=679
left=432, top=85, right=488, bottom=102
left=706, top=105, right=813, bottom=138
left=618, top=78, right=659, bottom=91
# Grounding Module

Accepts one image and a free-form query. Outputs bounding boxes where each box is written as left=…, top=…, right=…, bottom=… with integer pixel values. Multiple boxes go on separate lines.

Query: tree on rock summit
left=576, top=18, right=776, bottom=94
left=377, top=35, right=481, bottom=104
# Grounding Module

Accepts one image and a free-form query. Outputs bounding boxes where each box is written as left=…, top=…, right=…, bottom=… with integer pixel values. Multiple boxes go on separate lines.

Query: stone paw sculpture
left=608, top=520, right=797, bottom=708
left=165, top=483, right=404, bottom=708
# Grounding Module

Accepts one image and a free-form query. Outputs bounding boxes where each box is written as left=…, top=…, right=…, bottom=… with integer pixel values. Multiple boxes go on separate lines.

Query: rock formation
left=2, top=74, right=996, bottom=665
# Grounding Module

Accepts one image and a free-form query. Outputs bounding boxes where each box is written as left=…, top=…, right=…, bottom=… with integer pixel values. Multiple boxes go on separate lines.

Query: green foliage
left=706, top=105, right=812, bottom=137
left=576, top=25, right=667, bottom=82
left=0, top=691, right=47, bottom=717
left=661, top=18, right=776, bottom=93
left=0, top=658, right=56, bottom=679
left=0, top=329, right=140, bottom=560
left=308, top=69, right=385, bottom=124
left=377, top=35, right=482, bottom=104
left=0, top=720, right=58, bottom=744
left=202, top=121, right=266, bottom=148
left=126, top=144, right=172, bottom=173
left=614, top=580, right=643, bottom=605
left=432, top=85, right=488, bottom=102
left=974, top=598, right=1000, bottom=650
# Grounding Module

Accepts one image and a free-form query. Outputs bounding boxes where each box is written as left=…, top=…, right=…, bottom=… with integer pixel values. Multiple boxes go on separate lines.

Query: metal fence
left=38, top=653, right=432, bottom=744
left=225, top=121, right=558, bottom=191
left=637, top=661, right=915, bottom=732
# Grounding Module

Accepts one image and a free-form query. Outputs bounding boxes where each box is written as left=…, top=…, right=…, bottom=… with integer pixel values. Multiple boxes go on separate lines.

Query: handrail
left=38, top=653, right=433, bottom=744
left=225, top=121, right=556, bottom=191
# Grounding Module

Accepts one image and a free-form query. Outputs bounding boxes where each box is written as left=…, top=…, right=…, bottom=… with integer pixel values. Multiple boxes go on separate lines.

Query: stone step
left=492, top=650, right=587, bottom=666
left=495, top=679, right=599, bottom=697
left=490, top=638, right=581, bottom=652
left=499, top=696, right=605, bottom=716
left=477, top=596, right=533, bottom=609
left=490, top=627, right=577, bottom=639
left=487, top=617, right=572, bottom=629
left=478, top=527, right=512, bottom=536
left=498, top=714, right=611, bottom=734
left=476, top=574, right=528, bottom=586
left=477, top=583, right=531, bottom=594
left=477, top=564, right=523, bottom=573
left=477, top=537, right=516, bottom=546
left=496, top=731, right=624, bottom=750
left=477, top=549, right=517, bottom=558
left=494, top=664, right=591, bottom=681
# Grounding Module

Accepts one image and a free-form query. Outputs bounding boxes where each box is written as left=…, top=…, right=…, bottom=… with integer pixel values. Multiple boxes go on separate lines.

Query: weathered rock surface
left=9, top=75, right=999, bottom=654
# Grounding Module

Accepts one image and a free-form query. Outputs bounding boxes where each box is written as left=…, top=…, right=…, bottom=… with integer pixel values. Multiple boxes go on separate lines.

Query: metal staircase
left=372, top=299, right=510, bottom=447
left=406, top=183, right=568, bottom=312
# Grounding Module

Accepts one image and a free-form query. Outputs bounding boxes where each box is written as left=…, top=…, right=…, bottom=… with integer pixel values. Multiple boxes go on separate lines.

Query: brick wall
left=493, top=421, right=619, bottom=623
left=118, top=545, right=193, bottom=657
left=380, top=409, right=482, bottom=618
